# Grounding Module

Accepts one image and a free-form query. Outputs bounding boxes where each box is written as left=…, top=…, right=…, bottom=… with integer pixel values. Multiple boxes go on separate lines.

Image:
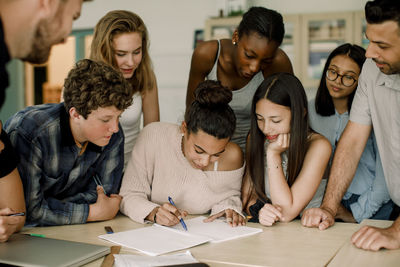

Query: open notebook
left=99, top=216, right=262, bottom=256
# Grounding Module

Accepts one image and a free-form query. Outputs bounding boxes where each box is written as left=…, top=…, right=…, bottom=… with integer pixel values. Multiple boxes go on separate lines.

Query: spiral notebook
left=99, top=216, right=262, bottom=256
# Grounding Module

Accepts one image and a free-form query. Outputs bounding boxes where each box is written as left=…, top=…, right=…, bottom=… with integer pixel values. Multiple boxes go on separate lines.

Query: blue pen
left=168, top=196, right=188, bottom=231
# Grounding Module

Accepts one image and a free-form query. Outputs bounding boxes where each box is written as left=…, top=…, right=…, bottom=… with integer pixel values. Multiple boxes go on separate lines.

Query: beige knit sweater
left=120, top=122, right=245, bottom=223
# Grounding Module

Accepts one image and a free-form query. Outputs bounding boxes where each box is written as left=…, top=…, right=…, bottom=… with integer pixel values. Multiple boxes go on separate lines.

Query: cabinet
left=301, top=12, right=353, bottom=88
left=204, top=10, right=366, bottom=89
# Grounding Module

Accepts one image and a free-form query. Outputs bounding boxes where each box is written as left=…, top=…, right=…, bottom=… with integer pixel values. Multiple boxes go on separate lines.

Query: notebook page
left=169, top=216, right=263, bottom=243
left=98, top=226, right=211, bottom=256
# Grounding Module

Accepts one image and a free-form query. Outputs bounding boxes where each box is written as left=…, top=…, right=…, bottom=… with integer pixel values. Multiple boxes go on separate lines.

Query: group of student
left=0, top=0, right=399, bottom=253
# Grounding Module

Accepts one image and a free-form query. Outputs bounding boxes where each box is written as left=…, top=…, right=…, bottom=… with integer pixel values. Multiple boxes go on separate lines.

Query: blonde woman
left=91, top=10, right=160, bottom=167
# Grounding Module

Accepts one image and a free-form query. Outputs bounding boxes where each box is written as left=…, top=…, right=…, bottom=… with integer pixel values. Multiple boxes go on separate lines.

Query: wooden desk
left=328, top=219, right=400, bottom=267
left=21, top=214, right=365, bottom=267
left=189, top=220, right=359, bottom=267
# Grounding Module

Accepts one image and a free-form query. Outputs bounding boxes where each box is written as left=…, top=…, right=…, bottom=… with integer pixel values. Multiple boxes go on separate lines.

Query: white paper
left=168, top=216, right=263, bottom=243
left=98, top=226, right=211, bottom=256
left=98, top=216, right=262, bottom=256
left=113, top=251, right=198, bottom=267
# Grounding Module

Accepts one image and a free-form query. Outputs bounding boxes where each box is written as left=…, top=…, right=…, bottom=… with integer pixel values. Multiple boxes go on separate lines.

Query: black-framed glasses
left=326, top=69, right=357, bottom=87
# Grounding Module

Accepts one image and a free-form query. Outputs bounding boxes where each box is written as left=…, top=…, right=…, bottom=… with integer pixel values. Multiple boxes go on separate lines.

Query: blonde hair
left=90, top=10, right=155, bottom=93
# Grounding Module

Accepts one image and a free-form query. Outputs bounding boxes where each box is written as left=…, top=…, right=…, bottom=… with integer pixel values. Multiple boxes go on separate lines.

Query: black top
left=0, top=17, right=18, bottom=178
left=0, top=125, right=18, bottom=178
left=0, top=17, right=10, bottom=109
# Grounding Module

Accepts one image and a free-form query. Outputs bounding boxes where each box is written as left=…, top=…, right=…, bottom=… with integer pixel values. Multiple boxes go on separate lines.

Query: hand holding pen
left=0, top=208, right=26, bottom=242
left=151, top=197, right=188, bottom=229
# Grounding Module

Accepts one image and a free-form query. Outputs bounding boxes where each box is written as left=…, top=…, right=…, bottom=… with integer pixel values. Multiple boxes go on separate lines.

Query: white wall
left=74, top=0, right=218, bottom=123
left=73, top=0, right=369, bottom=124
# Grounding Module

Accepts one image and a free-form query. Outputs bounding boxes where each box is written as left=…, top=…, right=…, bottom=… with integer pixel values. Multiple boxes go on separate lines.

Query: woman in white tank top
left=91, top=10, right=160, bottom=168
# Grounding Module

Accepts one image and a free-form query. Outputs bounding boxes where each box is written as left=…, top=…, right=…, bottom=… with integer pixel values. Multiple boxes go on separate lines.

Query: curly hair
left=63, top=59, right=133, bottom=118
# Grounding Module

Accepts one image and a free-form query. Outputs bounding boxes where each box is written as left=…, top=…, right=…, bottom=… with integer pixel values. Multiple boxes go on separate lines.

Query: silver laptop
left=0, top=234, right=110, bottom=267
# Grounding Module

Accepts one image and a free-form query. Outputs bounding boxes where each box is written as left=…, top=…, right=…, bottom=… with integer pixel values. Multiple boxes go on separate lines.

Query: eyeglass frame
left=325, top=69, right=358, bottom=87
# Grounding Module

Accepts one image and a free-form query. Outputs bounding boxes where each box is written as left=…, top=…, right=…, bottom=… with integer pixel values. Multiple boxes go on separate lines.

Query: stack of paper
left=113, top=251, right=198, bottom=267
left=98, top=216, right=262, bottom=256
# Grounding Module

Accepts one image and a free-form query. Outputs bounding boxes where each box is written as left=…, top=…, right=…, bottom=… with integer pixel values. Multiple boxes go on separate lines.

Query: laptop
left=0, top=234, right=110, bottom=267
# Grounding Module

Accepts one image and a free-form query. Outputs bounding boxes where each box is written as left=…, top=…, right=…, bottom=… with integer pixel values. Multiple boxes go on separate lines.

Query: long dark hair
left=237, top=6, right=284, bottom=45
left=185, top=80, right=236, bottom=139
left=248, top=73, right=309, bottom=202
left=315, top=43, right=366, bottom=116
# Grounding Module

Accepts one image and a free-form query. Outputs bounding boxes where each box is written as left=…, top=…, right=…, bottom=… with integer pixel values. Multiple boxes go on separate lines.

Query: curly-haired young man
left=5, top=59, right=133, bottom=226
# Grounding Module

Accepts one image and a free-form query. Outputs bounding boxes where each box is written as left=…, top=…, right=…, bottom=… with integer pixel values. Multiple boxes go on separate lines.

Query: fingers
left=318, top=210, right=335, bottom=230
left=229, top=210, right=245, bottom=227
left=180, top=210, right=188, bottom=218
left=204, top=210, right=245, bottom=227
left=351, top=226, right=382, bottom=251
left=259, top=204, right=282, bottom=227
left=278, top=133, right=290, bottom=149
left=301, top=208, right=334, bottom=230
left=226, top=209, right=234, bottom=226
left=109, top=194, right=123, bottom=201
left=204, top=211, right=224, bottom=223
left=0, top=208, right=14, bottom=216
left=156, top=203, right=181, bottom=226
left=0, top=215, right=21, bottom=227
left=96, top=185, right=106, bottom=195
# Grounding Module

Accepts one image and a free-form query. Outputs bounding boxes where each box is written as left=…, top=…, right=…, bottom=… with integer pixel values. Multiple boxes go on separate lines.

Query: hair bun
left=194, top=80, right=232, bottom=108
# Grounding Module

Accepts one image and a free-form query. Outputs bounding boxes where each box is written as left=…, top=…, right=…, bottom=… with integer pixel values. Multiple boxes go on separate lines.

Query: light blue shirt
left=308, top=99, right=391, bottom=223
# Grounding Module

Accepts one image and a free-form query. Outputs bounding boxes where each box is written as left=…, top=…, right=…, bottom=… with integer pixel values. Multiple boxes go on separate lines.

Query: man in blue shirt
left=5, top=59, right=133, bottom=226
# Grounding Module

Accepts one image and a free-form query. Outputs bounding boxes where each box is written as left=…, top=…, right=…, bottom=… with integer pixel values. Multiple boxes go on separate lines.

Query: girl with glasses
left=307, top=43, right=393, bottom=223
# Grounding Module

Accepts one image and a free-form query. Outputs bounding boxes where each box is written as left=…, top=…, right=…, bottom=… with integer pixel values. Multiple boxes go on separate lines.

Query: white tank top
left=120, top=91, right=142, bottom=168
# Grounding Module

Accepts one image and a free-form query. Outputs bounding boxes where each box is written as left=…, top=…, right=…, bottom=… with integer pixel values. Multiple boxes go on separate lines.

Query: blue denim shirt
left=4, top=103, right=124, bottom=226
left=308, top=99, right=391, bottom=223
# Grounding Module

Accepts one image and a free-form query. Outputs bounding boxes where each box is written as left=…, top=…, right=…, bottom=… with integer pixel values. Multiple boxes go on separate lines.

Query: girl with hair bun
left=120, top=80, right=246, bottom=227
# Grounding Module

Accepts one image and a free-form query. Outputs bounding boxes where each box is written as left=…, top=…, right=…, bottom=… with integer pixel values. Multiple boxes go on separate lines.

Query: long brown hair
left=90, top=10, right=155, bottom=93
left=247, top=73, right=310, bottom=203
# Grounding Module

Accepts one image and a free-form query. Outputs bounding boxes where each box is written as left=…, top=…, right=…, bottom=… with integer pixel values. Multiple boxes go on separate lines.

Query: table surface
left=328, top=219, right=400, bottom=267
left=21, top=215, right=399, bottom=267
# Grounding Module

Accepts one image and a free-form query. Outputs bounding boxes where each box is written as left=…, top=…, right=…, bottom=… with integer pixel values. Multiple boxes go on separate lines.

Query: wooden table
left=21, top=215, right=399, bottom=267
left=328, top=219, right=400, bottom=267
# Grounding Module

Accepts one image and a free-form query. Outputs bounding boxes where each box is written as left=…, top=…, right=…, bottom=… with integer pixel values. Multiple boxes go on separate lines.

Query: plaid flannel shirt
left=5, top=103, right=124, bottom=226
